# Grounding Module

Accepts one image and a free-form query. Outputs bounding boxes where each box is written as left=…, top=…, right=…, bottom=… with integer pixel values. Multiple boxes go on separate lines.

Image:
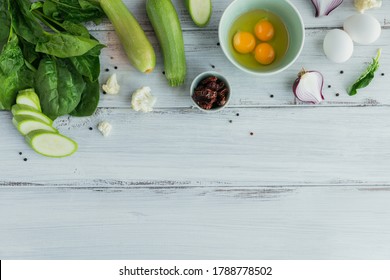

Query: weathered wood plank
left=1, top=106, right=390, bottom=187
left=1, top=186, right=390, bottom=259
left=1, top=0, right=390, bottom=261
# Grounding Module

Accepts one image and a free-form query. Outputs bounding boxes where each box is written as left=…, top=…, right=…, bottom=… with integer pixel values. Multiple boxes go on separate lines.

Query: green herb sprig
left=348, top=49, right=381, bottom=96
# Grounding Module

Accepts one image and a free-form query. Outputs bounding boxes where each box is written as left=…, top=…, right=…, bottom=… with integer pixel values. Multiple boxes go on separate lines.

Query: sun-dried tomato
left=192, top=75, right=229, bottom=110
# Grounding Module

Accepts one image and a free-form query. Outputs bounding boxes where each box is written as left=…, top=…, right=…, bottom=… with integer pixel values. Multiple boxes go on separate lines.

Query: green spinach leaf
left=69, top=44, right=103, bottom=81
left=0, top=33, right=34, bottom=110
left=11, top=0, right=45, bottom=44
left=0, top=0, right=12, bottom=51
left=31, top=6, right=91, bottom=38
left=0, top=34, right=24, bottom=74
left=0, top=71, right=20, bottom=110
left=70, top=78, right=100, bottom=116
left=20, top=38, right=40, bottom=66
left=42, top=0, right=104, bottom=24
left=30, top=2, right=44, bottom=11
left=348, top=49, right=381, bottom=96
left=35, top=57, right=86, bottom=119
left=60, top=21, right=90, bottom=38
left=36, top=33, right=102, bottom=58
left=0, top=64, right=35, bottom=110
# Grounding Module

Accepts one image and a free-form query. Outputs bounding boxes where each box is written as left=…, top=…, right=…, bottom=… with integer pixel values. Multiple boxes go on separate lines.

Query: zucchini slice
left=25, top=130, right=78, bottom=158
left=16, top=89, right=42, bottom=112
left=12, top=104, right=53, bottom=125
left=185, top=0, right=212, bottom=27
left=12, top=115, right=57, bottom=136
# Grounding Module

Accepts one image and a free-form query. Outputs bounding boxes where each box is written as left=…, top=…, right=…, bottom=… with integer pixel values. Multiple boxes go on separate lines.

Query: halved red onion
left=293, top=70, right=324, bottom=104
left=311, top=0, right=344, bottom=17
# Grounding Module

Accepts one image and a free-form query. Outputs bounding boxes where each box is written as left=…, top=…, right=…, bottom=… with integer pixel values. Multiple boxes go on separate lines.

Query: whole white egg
left=343, top=14, right=381, bottom=45
left=323, top=29, right=354, bottom=63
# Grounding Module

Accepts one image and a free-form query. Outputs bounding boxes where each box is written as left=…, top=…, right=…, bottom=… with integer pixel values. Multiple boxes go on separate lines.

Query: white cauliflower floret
left=97, top=121, right=112, bottom=137
left=131, top=86, right=157, bottom=113
left=102, top=73, right=120, bottom=95
left=354, top=0, right=382, bottom=13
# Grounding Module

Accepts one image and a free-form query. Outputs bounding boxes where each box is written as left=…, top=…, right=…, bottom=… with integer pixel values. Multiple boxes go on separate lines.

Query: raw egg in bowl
left=219, top=0, right=305, bottom=76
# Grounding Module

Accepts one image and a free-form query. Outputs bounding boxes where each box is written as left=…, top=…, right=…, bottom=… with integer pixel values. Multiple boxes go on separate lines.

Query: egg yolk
left=233, top=31, right=256, bottom=54
left=254, top=20, right=274, bottom=41
left=254, top=43, right=275, bottom=65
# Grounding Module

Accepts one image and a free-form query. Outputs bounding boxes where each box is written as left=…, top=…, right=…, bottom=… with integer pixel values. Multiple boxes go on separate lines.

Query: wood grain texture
left=1, top=186, right=390, bottom=259
left=1, top=0, right=390, bottom=260
left=1, top=106, right=390, bottom=186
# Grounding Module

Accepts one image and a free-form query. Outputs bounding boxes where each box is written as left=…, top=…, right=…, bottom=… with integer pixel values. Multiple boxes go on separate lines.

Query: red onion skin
left=292, top=77, right=300, bottom=96
left=324, top=0, right=344, bottom=16
left=292, top=70, right=325, bottom=104
left=311, top=0, right=320, bottom=17
left=311, top=0, right=344, bottom=17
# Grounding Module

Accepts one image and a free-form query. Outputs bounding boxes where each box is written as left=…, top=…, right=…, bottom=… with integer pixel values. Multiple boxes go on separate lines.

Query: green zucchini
left=185, top=0, right=212, bottom=27
left=146, top=0, right=187, bottom=87
left=99, top=0, right=156, bottom=73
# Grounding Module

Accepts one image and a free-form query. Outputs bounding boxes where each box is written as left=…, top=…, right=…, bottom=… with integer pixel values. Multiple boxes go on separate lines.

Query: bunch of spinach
left=0, top=0, right=105, bottom=119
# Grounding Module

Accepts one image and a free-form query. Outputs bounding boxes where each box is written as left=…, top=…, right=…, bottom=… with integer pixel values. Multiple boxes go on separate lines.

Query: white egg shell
left=343, top=14, right=381, bottom=44
left=323, top=29, right=354, bottom=63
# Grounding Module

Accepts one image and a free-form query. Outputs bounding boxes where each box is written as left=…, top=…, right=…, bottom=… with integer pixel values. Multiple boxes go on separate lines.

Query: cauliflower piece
left=354, top=0, right=382, bottom=13
left=102, top=73, right=120, bottom=95
left=97, top=121, right=112, bottom=137
left=131, top=86, right=157, bottom=113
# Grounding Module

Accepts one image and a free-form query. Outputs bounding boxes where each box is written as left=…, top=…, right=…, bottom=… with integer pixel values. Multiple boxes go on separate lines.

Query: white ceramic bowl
left=190, top=71, right=231, bottom=112
left=218, top=0, right=305, bottom=76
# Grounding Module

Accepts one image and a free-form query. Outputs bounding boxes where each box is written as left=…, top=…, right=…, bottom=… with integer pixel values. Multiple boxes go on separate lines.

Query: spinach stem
left=32, top=10, right=61, bottom=33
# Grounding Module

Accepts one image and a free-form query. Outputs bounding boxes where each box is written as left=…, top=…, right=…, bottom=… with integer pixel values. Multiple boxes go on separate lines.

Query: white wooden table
left=1, top=0, right=390, bottom=259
